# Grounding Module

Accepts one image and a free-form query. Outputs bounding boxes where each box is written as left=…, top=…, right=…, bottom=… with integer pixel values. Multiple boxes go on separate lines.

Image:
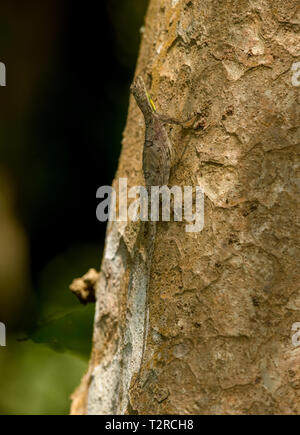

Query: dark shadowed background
left=0, top=0, right=148, bottom=414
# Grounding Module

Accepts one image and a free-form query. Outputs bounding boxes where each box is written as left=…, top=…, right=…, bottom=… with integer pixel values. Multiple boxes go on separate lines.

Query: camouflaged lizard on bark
left=130, top=76, right=195, bottom=191
left=130, top=76, right=196, bottom=357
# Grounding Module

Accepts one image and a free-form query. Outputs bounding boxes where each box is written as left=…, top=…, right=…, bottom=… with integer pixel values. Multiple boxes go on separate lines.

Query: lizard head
left=131, top=75, right=156, bottom=115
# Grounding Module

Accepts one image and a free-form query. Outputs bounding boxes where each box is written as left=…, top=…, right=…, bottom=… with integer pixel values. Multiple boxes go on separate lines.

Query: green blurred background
left=0, top=0, right=148, bottom=415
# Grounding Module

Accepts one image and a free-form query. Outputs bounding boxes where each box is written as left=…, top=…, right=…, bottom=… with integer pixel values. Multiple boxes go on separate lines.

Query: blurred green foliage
left=29, top=243, right=101, bottom=359
left=0, top=339, right=87, bottom=415
left=30, top=305, right=95, bottom=358
left=0, top=0, right=148, bottom=415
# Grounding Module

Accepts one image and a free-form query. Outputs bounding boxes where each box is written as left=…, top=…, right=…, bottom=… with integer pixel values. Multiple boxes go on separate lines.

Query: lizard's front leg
left=155, top=112, right=198, bottom=129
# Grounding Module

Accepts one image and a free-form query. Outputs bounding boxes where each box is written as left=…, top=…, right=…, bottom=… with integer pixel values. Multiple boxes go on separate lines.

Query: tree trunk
left=71, top=0, right=300, bottom=415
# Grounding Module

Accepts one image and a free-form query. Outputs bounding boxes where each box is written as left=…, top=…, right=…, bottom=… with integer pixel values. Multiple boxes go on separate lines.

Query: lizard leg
left=155, top=112, right=197, bottom=129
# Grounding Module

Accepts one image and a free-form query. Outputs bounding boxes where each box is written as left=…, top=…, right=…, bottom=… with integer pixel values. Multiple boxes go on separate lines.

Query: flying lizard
left=130, top=75, right=197, bottom=363
left=130, top=75, right=196, bottom=192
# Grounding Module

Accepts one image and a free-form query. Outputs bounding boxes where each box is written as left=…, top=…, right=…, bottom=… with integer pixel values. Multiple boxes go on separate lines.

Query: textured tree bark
left=71, top=0, right=300, bottom=415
